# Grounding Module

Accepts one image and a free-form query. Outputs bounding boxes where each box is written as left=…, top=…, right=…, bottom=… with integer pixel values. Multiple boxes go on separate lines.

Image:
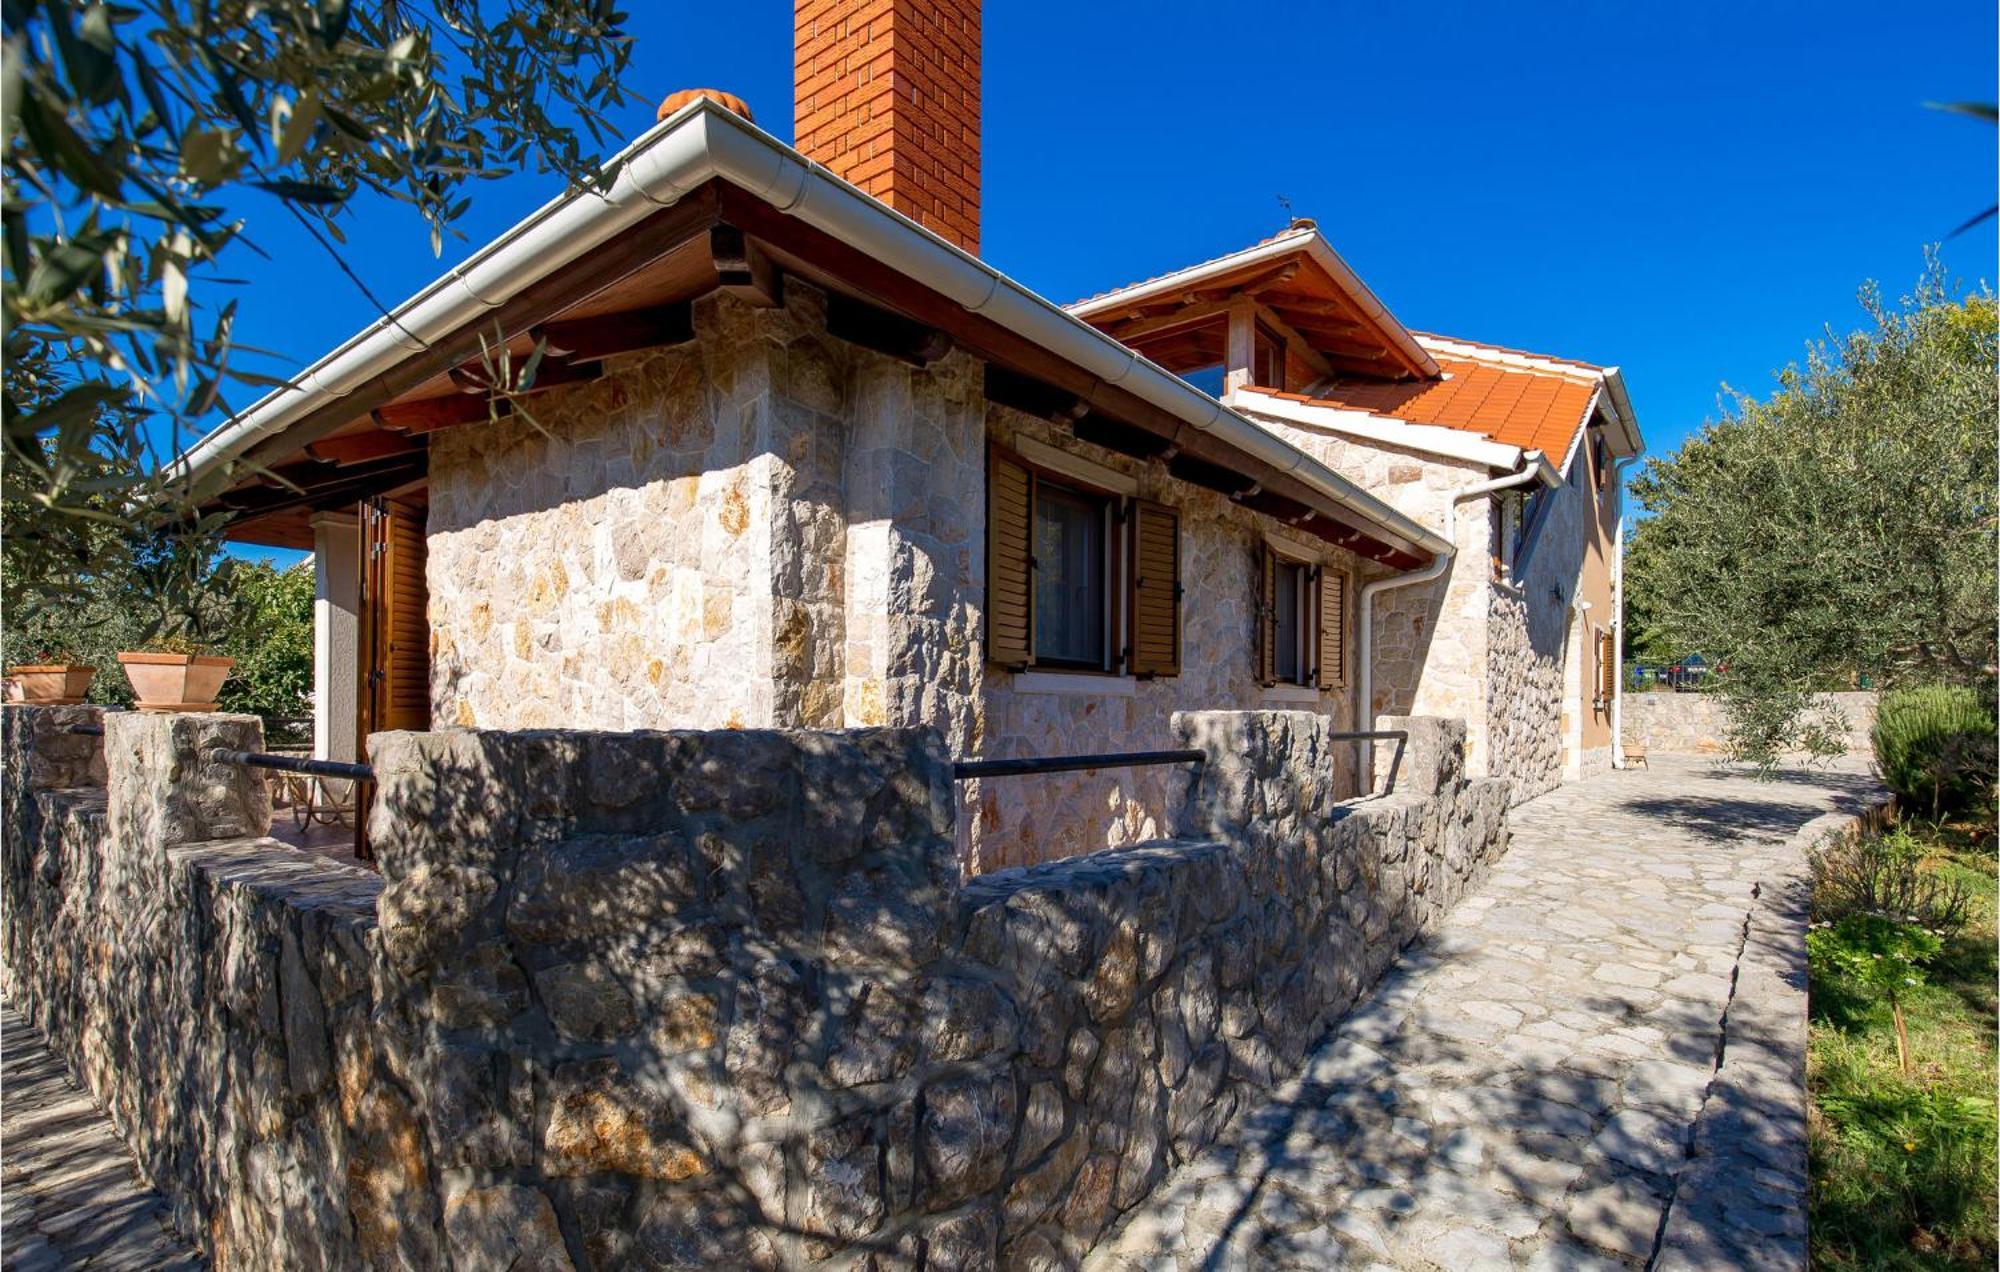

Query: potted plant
left=3, top=651, right=95, bottom=705
left=117, top=632, right=235, bottom=712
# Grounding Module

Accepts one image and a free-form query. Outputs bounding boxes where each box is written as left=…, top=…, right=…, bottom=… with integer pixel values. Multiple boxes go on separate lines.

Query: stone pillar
left=838, top=354, right=983, bottom=749
left=104, top=712, right=270, bottom=848
left=1, top=704, right=107, bottom=792
left=312, top=510, right=361, bottom=762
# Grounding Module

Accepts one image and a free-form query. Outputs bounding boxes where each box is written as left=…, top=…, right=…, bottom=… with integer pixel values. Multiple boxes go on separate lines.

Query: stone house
left=182, top=0, right=1640, bottom=867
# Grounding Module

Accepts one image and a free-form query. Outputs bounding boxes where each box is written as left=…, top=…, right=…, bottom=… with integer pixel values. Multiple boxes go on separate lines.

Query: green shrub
left=1871, top=685, right=1996, bottom=819
left=1811, top=827, right=1974, bottom=936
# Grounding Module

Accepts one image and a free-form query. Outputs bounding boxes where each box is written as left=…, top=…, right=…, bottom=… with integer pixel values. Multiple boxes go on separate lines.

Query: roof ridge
left=1411, top=330, right=1604, bottom=373
left=1068, top=222, right=1316, bottom=309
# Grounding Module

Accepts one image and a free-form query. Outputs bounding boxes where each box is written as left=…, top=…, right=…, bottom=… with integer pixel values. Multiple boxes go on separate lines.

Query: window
left=1272, top=559, right=1307, bottom=684
left=985, top=446, right=1184, bottom=677
left=1257, top=544, right=1346, bottom=690
left=1032, top=482, right=1111, bottom=668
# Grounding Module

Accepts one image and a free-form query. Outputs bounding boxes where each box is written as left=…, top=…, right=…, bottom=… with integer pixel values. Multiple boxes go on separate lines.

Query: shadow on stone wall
left=3, top=705, right=1511, bottom=1269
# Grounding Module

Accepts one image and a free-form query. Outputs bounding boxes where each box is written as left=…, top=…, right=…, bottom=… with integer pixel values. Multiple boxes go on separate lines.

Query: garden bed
left=1807, top=811, right=1998, bottom=1269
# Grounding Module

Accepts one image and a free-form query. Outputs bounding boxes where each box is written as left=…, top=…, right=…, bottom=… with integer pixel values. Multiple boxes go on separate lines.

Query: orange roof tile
left=1295, top=355, right=1599, bottom=460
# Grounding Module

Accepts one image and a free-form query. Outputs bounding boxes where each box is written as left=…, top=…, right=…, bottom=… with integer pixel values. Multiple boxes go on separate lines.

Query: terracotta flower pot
left=4, top=665, right=95, bottom=705
left=117, top=653, right=235, bottom=712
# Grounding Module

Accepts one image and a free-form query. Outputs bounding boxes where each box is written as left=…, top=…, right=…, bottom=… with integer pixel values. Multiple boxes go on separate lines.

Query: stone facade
left=972, top=410, right=1371, bottom=873
left=424, top=284, right=1385, bottom=871
left=1248, top=415, right=1623, bottom=803
left=1624, top=690, right=1880, bottom=756
left=3, top=704, right=1508, bottom=1270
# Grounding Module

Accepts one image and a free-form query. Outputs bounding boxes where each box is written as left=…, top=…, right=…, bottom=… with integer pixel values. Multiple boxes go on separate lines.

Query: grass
left=1808, top=810, right=1999, bottom=1270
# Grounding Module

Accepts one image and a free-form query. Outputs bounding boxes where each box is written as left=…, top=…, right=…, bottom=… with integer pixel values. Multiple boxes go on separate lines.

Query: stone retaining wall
left=3, top=705, right=1508, bottom=1269
left=1623, top=690, right=1879, bottom=756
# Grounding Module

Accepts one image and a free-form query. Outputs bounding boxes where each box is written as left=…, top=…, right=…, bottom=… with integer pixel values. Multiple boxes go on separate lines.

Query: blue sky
left=225, top=1, right=1995, bottom=565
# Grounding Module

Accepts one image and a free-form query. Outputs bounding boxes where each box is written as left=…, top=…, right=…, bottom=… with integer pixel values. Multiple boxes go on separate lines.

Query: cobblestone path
left=1, top=1007, right=203, bottom=1271
left=1087, top=756, right=1882, bottom=1271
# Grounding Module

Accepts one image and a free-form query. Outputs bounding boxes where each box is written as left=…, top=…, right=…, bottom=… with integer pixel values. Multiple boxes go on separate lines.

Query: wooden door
left=356, top=496, right=429, bottom=857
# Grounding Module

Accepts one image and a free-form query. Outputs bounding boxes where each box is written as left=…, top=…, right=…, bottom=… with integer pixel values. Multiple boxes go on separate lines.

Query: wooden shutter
left=1316, top=567, right=1348, bottom=691
left=986, top=448, right=1035, bottom=668
left=1596, top=629, right=1615, bottom=704
left=359, top=497, right=432, bottom=736
left=1255, top=542, right=1278, bottom=685
left=1127, top=499, right=1181, bottom=677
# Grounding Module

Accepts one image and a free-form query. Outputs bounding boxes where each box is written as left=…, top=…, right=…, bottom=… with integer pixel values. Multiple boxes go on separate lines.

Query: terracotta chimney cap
left=657, top=88, right=754, bottom=124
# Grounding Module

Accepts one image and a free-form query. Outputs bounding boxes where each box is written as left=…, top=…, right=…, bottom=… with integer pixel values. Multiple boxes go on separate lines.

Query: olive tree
left=1626, top=260, right=1998, bottom=764
left=3, top=0, right=635, bottom=613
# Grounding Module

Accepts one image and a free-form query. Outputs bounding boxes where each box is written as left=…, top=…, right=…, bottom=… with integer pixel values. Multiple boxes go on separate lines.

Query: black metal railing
left=952, top=748, right=1204, bottom=781
left=208, top=749, right=375, bottom=783
left=950, top=729, right=1413, bottom=791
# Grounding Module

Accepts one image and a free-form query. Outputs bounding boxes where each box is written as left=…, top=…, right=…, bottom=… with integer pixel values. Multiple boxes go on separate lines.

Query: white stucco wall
left=311, top=512, right=359, bottom=762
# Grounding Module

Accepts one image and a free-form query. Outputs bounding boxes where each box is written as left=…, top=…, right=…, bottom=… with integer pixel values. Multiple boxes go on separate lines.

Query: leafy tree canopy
left=1626, top=259, right=1998, bottom=763
left=2, top=0, right=634, bottom=591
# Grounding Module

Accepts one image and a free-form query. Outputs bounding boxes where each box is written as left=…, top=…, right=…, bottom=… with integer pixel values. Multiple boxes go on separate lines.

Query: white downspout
left=1356, top=453, right=1547, bottom=788
left=1609, top=454, right=1644, bottom=768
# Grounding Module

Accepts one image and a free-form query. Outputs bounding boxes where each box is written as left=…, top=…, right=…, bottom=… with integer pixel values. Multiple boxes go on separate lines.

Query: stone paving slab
left=1, top=1006, right=204, bottom=1271
left=1085, top=756, right=1884, bottom=1271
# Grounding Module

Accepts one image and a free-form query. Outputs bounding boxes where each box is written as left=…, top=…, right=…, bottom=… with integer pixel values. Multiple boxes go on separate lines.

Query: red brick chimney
left=795, top=0, right=981, bottom=255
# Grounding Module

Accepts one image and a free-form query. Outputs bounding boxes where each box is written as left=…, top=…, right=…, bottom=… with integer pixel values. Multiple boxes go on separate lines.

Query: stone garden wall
left=2, top=705, right=1508, bottom=1270
left=0, top=707, right=384, bottom=1267
left=1623, top=690, right=1879, bottom=756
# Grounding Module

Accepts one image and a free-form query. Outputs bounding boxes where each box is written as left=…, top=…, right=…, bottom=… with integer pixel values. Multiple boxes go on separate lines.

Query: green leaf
left=23, top=238, right=107, bottom=307
left=250, top=178, right=346, bottom=205
left=15, top=91, right=124, bottom=197
left=275, top=91, right=321, bottom=165
left=13, top=382, right=129, bottom=442
left=179, top=126, right=244, bottom=185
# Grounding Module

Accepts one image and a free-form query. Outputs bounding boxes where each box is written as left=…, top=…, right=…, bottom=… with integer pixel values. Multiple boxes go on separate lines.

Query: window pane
left=1034, top=484, right=1106, bottom=666
left=1274, top=561, right=1301, bottom=683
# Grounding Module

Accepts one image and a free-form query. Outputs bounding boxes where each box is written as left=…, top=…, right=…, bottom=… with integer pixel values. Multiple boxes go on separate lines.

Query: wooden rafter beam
left=984, top=365, right=1087, bottom=422
left=449, top=355, right=603, bottom=396
left=217, top=453, right=429, bottom=515
left=305, top=430, right=425, bottom=466
left=711, top=224, right=781, bottom=307
left=826, top=290, right=953, bottom=366
left=532, top=302, right=694, bottom=361
left=374, top=396, right=514, bottom=436
left=1100, top=299, right=1233, bottom=345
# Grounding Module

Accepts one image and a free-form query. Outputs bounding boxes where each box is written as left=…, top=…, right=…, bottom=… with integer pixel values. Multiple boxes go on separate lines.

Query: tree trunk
left=1890, top=989, right=1913, bottom=1076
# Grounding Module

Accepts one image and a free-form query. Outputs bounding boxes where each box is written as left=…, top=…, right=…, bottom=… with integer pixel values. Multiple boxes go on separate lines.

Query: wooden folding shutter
left=1596, top=630, right=1616, bottom=703
left=1316, top=567, right=1348, bottom=690
left=1255, top=542, right=1278, bottom=685
left=360, top=497, right=432, bottom=736
left=986, top=449, right=1035, bottom=668
left=1127, top=499, right=1181, bottom=677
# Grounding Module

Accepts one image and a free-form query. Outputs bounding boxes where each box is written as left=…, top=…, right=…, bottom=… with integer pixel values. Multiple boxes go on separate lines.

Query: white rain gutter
left=1356, top=452, right=1546, bottom=788
left=1229, top=387, right=1563, bottom=487
left=173, top=101, right=1450, bottom=564
left=1068, top=228, right=1441, bottom=380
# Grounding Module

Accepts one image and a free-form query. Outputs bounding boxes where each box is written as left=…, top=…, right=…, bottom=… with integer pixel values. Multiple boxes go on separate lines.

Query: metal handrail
left=953, top=748, right=1204, bottom=781
left=208, top=749, right=375, bottom=783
